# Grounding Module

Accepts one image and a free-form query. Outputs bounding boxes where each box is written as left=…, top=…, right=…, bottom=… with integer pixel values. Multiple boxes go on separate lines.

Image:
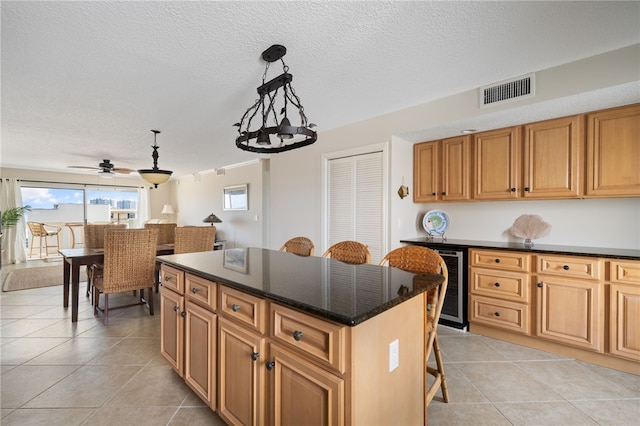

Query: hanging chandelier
left=234, top=44, right=317, bottom=153
left=138, top=130, right=173, bottom=188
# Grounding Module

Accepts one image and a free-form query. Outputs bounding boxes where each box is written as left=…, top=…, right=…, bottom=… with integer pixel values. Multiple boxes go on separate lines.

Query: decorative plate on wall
left=422, top=210, right=450, bottom=236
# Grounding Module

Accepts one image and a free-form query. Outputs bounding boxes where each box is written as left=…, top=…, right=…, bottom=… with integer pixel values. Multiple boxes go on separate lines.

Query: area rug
left=2, top=265, right=74, bottom=292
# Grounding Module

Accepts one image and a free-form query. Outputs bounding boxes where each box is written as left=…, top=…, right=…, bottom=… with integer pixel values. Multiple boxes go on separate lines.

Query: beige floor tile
left=571, top=399, right=640, bottom=425
left=23, top=316, right=102, bottom=337
left=437, top=334, right=508, bottom=363
left=0, top=318, right=63, bottom=337
left=84, top=406, right=178, bottom=426
left=23, top=365, right=142, bottom=408
left=578, top=360, right=640, bottom=394
left=429, top=363, right=489, bottom=404
left=0, top=305, right=52, bottom=319
left=0, top=365, right=77, bottom=408
left=0, top=408, right=95, bottom=425
left=495, top=401, right=599, bottom=425
left=482, top=336, right=572, bottom=361
left=169, top=406, right=227, bottom=425
left=427, top=402, right=511, bottom=425
left=105, top=364, right=192, bottom=407
left=1, top=408, right=16, bottom=419
left=0, top=337, right=69, bottom=365
left=26, top=336, right=123, bottom=365
left=181, top=390, right=208, bottom=407
left=515, top=360, right=637, bottom=400
left=88, top=337, right=162, bottom=366
left=457, top=361, right=564, bottom=403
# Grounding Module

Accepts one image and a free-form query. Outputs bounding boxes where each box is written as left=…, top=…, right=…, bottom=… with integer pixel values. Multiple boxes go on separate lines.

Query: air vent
left=216, top=168, right=225, bottom=175
left=480, top=73, right=535, bottom=107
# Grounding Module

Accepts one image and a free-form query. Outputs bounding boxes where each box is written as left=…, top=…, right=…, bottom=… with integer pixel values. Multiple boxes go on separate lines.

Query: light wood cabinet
left=414, top=135, right=471, bottom=202
left=608, top=260, right=640, bottom=361
left=185, top=301, right=216, bottom=407
left=469, top=249, right=531, bottom=334
left=523, top=115, right=583, bottom=199
left=586, top=104, right=640, bottom=197
left=535, top=254, right=604, bottom=352
left=472, top=126, right=521, bottom=200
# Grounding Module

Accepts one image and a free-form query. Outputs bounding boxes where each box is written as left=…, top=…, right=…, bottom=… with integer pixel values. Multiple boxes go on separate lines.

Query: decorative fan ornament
left=68, top=159, right=135, bottom=176
left=509, top=214, right=551, bottom=247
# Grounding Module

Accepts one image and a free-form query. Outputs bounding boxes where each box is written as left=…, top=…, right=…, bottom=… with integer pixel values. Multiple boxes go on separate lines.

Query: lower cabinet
left=608, top=260, right=640, bottom=362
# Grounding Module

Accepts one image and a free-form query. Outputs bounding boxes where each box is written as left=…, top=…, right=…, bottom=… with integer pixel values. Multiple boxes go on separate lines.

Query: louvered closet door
left=328, top=151, right=383, bottom=264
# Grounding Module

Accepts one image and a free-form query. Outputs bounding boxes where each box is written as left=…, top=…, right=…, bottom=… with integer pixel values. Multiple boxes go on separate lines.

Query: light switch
left=389, top=339, right=399, bottom=372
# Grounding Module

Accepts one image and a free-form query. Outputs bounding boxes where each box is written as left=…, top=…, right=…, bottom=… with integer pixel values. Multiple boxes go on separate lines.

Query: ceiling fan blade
left=68, top=165, right=101, bottom=170
left=113, top=168, right=135, bottom=174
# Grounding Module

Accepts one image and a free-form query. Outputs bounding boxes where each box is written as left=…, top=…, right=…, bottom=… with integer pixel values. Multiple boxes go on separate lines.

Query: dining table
left=58, top=244, right=174, bottom=322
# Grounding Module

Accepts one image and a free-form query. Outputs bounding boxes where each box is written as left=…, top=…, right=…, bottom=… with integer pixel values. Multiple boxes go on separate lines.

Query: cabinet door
left=413, top=141, right=439, bottom=202
left=472, top=126, right=521, bottom=200
left=441, top=135, right=471, bottom=201
left=535, top=277, right=604, bottom=352
left=609, top=283, right=640, bottom=361
left=218, top=317, right=266, bottom=426
left=586, top=103, right=640, bottom=197
left=184, top=301, right=216, bottom=409
left=160, top=289, right=184, bottom=375
left=269, top=343, right=344, bottom=426
left=523, top=115, right=582, bottom=199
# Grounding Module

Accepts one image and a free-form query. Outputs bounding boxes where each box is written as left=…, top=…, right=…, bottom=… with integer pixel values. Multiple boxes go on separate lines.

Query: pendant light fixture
left=234, top=44, right=317, bottom=153
left=138, top=130, right=173, bottom=188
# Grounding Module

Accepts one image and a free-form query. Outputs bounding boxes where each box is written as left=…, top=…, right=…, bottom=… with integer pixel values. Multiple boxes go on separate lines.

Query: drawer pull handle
left=537, top=283, right=543, bottom=288
left=191, top=287, right=198, bottom=294
left=293, top=330, right=304, bottom=341
left=231, top=304, right=241, bottom=312
left=251, top=352, right=260, bottom=361
left=562, top=265, right=570, bottom=270
left=494, top=259, right=501, bottom=263
left=266, top=361, right=275, bottom=371
left=180, top=311, right=186, bottom=318
left=173, top=305, right=180, bottom=312
left=494, top=312, right=500, bottom=317
left=494, top=282, right=500, bottom=287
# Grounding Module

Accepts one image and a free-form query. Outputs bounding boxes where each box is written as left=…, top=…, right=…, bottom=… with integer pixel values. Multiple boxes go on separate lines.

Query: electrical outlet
left=389, top=339, right=399, bottom=372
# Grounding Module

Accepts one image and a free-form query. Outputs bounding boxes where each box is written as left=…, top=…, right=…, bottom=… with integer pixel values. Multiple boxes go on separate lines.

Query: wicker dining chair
left=91, top=228, right=158, bottom=325
left=84, top=223, right=126, bottom=299
left=279, top=237, right=315, bottom=257
left=144, top=223, right=177, bottom=245
left=174, top=226, right=217, bottom=254
left=27, top=222, right=62, bottom=258
left=379, top=245, right=450, bottom=406
left=322, top=240, right=371, bottom=265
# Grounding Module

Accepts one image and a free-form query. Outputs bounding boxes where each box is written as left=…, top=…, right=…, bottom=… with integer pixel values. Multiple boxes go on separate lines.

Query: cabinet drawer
left=471, top=268, right=530, bottom=303
left=271, top=304, right=347, bottom=374
left=218, top=285, right=267, bottom=334
left=609, top=261, right=640, bottom=285
left=470, top=295, right=530, bottom=335
left=470, top=249, right=530, bottom=273
left=185, top=274, right=217, bottom=311
left=160, top=264, right=184, bottom=294
left=537, top=254, right=602, bottom=280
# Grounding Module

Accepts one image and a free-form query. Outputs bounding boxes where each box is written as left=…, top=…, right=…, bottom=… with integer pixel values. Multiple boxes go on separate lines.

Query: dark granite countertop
left=157, top=247, right=443, bottom=327
left=400, top=237, right=640, bottom=260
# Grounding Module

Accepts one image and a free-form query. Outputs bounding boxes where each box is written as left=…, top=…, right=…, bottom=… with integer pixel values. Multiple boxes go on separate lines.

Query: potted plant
left=1, top=205, right=31, bottom=264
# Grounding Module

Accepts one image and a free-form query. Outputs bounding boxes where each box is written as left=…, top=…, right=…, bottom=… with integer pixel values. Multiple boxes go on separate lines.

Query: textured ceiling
left=2, top=1, right=639, bottom=179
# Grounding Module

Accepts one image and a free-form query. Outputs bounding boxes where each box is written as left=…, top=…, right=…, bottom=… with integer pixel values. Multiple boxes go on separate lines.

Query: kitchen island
left=157, top=247, right=444, bottom=425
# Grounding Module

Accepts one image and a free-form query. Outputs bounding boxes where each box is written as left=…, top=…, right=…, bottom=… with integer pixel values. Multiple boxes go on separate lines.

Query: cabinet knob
left=494, top=312, right=500, bottom=317
left=173, top=305, right=180, bottom=312
left=494, top=282, right=500, bottom=287
left=524, top=187, right=530, bottom=192
left=431, top=192, right=436, bottom=196
left=441, top=191, right=446, bottom=196
left=537, top=282, right=543, bottom=288
left=510, top=188, right=516, bottom=192
left=266, top=361, right=275, bottom=371
left=231, top=304, right=241, bottom=312
left=164, top=275, right=170, bottom=281
left=293, top=330, right=304, bottom=341
left=494, top=258, right=501, bottom=263
left=180, top=311, right=186, bottom=317
left=191, top=287, right=198, bottom=294
left=251, top=352, right=260, bottom=361
left=563, top=265, right=570, bottom=270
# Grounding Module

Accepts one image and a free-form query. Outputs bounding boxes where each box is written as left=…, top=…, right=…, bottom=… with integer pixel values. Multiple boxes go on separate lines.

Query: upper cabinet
left=413, top=103, right=639, bottom=203
left=413, top=135, right=471, bottom=202
left=586, top=104, right=640, bottom=197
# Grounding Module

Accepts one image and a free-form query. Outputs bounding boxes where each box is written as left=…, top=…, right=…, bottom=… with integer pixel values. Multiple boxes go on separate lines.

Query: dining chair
left=84, top=223, right=126, bottom=299
left=91, top=228, right=159, bottom=325
left=379, top=245, right=450, bottom=406
left=279, top=237, right=315, bottom=256
left=174, top=226, right=217, bottom=254
left=27, top=222, right=62, bottom=258
left=322, top=240, right=371, bottom=265
left=144, top=222, right=177, bottom=245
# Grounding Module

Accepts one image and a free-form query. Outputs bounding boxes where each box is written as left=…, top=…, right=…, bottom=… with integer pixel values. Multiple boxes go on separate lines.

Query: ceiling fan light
left=99, top=170, right=114, bottom=178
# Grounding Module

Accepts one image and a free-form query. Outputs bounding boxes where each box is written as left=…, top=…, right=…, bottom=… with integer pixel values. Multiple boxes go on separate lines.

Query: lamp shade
left=203, top=213, right=222, bottom=225
left=161, top=204, right=174, bottom=215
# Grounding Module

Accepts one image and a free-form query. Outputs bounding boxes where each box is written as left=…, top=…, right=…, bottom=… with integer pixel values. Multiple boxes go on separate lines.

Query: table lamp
left=161, top=204, right=174, bottom=221
left=203, top=213, right=222, bottom=226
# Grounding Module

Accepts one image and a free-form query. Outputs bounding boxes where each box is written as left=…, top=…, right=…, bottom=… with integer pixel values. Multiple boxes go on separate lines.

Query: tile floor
left=1, top=261, right=639, bottom=425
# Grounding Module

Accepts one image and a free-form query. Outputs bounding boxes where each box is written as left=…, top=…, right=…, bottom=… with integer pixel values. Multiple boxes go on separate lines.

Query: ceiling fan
left=68, top=159, right=135, bottom=176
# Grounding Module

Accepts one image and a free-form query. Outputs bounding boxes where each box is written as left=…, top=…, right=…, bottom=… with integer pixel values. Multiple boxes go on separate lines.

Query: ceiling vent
left=480, top=73, right=535, bottom=108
